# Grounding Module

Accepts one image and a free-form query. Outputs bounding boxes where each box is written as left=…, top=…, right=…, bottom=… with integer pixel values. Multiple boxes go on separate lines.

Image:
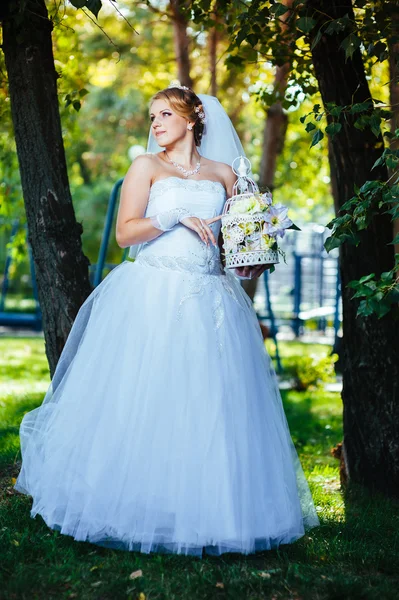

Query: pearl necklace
left=164, top=150, right=201, bottom=178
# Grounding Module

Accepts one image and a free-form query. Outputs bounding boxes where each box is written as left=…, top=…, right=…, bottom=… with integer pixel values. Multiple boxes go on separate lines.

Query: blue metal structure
left=0, top=218, right=42, bottom=330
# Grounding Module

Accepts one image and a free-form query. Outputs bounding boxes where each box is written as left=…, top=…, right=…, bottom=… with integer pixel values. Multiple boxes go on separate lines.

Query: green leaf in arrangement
left=310, top=128, right=324, bottom=148
left=389, top=233, right=399, bottom=245
left=297, top=17, right=317, bottom=34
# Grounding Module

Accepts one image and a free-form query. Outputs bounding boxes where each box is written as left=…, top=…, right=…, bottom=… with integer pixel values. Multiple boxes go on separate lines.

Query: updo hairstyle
left=150, top=87, right=205, bottom=147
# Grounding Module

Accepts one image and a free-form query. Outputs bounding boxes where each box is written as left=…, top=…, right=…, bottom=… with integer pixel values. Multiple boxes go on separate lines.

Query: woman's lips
left=155, top=131, right=166, bottom=137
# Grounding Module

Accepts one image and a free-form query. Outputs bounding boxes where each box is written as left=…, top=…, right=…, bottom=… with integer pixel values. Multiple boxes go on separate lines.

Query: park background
left=1, top=0, right=399, bottom=599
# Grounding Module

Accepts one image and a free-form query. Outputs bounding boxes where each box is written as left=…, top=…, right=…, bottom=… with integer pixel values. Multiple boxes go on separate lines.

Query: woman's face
left=149, top=99, right=191, bottom=146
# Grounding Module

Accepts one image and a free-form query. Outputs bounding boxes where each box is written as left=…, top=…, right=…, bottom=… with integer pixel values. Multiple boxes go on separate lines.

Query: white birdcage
left=221, top=156, right=280, bottom=269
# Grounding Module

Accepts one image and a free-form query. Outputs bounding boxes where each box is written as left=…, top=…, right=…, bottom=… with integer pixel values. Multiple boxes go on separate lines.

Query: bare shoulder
left=124, top=152, right=159, bottom=182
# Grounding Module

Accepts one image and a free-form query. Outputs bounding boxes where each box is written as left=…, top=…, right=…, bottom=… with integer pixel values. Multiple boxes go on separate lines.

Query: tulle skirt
left=14, top=259, right=319, bottom=557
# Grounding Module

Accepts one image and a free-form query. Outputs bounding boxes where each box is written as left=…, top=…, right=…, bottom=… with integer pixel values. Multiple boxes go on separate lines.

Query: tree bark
left=259, top=0, right=293, bottom=190
left=258, top=65, right=289, bottom=190
left=209, top=26, right=218, bottom=96
left=1, top=0, right=92, bottom=378
left=169, top=0, right=193, bottom=88
left=309, top=0, right=399, bottom=497
left=389, top=17, right=399, bottom=261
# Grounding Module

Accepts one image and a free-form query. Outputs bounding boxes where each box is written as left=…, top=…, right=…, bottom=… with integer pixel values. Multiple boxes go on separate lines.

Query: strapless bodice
left=135, top=177, right=227, bottom=275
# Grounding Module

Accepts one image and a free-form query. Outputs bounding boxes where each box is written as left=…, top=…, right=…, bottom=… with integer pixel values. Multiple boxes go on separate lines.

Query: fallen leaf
left=91, top=581, right=102, bottom=587
left=129, top=569, right=143, bottom=580
left=11, top=478, right=17, bottom=485
left=138, top=594, right=146, bottom=600
left=258, top=571, right=271, bottom=579
left=216, top=582, right=224, bottom=588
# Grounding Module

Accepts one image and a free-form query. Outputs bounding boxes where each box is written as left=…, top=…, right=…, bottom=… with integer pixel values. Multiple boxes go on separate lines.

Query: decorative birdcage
left=221, top=156, right=283, bottom=269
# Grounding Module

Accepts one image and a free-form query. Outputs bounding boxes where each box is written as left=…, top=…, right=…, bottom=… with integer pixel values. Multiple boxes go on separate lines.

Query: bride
left=14, top=85, right=320, bottom=557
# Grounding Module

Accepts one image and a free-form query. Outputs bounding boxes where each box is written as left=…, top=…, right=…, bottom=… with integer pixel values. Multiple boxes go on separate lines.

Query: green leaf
left=350, top=101, right=373, bottom=114
left=247, top=33, right=258, bottom=47
left=358, top=273, right=376, bottom=284
left=270, top=3, right=290, bottom=17
left=310, top=28, right=323, bottom=50
left=372, top=155, right=385, bottom=170
left=305, top=122, right=316, bottom=132
left=310, top=128, right=324, bottom=148
left=324, top=235, right=342, bottom=252
left=86, top=0, right=102, bottom=18
left=340, top=33, right=361, bottom=61
left=236, top=28, right=249, bottom=47
left=297, top=17, right=316, bottom=34
left=325, top=122, right=342, bottom=136
left=69, top=0, right=86, bottom=7
left=390, top=233, right=399, bottom=245
left=329, top=105, right=343, bottom=118
left=288, top=223, right=301, bottom=231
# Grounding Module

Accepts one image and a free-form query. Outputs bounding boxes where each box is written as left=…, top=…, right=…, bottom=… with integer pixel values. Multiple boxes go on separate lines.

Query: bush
left=287, top=353, right=338, bottom=391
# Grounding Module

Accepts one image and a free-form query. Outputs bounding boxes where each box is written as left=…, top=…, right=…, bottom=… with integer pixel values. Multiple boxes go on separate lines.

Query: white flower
left=230, top=196, right=262, bottom=214
left=259, top=192, right=272, bottom=211
left=263, top=203, right=292, bottom=238
left=238, top=221, right=256, bottom=235
left=261, top=233, right=275, bottom=249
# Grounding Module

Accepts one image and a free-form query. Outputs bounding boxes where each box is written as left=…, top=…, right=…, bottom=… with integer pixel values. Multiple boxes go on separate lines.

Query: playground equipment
left=0, top=218, right=42, bottom=330
left=255, top=225, right=341, bottom=341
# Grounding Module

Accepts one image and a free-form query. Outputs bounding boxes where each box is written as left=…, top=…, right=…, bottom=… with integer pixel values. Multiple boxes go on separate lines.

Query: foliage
left=285, top=352, right=338, bottom=391
left=1, top=336, right=399, bottom=598
left=324, top=141, right=399, bottom=319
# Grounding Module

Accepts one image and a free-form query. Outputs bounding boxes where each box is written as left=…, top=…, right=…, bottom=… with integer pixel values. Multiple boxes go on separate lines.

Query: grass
left=1, top=336, right=399, bottom=600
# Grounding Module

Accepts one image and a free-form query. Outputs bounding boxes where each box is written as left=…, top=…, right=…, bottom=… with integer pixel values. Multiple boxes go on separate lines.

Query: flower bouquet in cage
left=221, top=156, right=298, bottom=271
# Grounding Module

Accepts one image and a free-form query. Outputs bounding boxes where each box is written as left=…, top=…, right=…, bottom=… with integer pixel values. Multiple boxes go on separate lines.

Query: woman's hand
left=180, top=216, right=218, bottom=246
left=234, top=264, right=273, bottom=279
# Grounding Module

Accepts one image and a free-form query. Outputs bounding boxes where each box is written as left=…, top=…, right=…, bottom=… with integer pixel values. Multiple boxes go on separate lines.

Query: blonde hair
left=150, top=87, right=205, bottom=146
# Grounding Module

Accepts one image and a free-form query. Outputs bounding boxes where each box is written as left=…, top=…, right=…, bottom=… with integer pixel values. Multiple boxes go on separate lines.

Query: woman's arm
left=115, top=155, right=164, bottom=248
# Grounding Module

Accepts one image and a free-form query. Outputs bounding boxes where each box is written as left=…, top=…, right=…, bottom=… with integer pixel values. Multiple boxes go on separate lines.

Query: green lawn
left=1, top=336, right=398, bottom=599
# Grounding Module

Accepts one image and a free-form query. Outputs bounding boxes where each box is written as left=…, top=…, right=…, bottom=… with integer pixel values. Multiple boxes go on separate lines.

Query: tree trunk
left=169, top=0, right=193, bottom=88
left=309, top=0, right=399, bottom=497
left=259, top=0, right=293, bottom=190
left=389, top=19, right=399, bottom=261
left=258, top=65, right=289, bottom=190
left=209, top=26, right=218, bottom=96
left=1, top=0, right=92, bottom=378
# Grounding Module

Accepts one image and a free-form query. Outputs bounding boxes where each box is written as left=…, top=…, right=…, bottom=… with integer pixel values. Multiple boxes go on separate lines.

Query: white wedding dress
left=15, top=176, right=320, bottom=557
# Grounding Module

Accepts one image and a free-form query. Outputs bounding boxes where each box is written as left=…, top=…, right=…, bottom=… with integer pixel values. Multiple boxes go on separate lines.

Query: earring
left=187, top=123, right=193, bottom=130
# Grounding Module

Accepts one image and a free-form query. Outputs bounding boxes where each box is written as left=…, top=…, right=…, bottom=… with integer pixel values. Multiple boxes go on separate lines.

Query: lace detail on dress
left=149, top=177, right=226, bottom=203
left=135, top=245, right=223, bottom=276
